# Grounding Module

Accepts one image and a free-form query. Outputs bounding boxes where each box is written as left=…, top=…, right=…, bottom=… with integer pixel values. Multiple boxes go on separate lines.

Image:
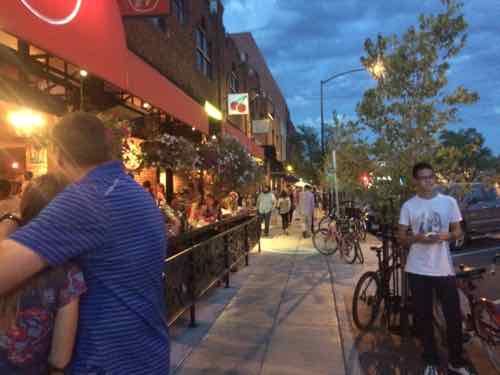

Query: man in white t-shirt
left=398, top=162, right=476, bottom=375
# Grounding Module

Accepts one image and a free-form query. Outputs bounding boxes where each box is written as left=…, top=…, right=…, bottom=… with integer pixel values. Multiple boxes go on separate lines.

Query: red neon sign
left=19, top=0, right=82, bottom=25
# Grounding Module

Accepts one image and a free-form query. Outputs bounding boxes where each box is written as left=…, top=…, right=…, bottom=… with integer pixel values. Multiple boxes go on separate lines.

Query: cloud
left=222, top=0, right=500, bottom=152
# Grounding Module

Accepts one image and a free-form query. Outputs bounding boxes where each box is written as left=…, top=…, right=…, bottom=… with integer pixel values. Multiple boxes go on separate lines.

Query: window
left=149, top=17, right=166, bottom=32
left=195, top=25, right=211, bottom=78
left=229, top=64, right=239, bottom=92
left=172, top=0, right=186, bottom=25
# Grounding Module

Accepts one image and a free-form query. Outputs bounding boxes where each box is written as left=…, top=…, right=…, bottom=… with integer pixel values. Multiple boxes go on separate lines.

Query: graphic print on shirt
left=417, top=210, right=443, bottom=234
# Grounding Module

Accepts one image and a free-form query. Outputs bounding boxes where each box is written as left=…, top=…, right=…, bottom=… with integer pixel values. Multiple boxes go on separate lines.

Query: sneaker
left=448, top=363, right=477, bottom=375
left=423, top=364, right=440, bottom=375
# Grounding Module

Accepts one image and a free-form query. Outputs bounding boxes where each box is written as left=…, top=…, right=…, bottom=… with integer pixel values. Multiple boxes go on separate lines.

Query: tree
left=323, top=113, right=373, bottom=197
left=288, top=125, right=323, bottom=185
left=357, top=0, right=479, bottom=219
left=436, top=128, right=498, bottom=182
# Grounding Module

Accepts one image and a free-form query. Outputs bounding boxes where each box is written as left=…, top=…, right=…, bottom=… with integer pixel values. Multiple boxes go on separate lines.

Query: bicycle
left=312, top=213, right=362, bottom=263
left=352, top=232, right=404, bottom=331
left=434, top=254, right=500, bottom=372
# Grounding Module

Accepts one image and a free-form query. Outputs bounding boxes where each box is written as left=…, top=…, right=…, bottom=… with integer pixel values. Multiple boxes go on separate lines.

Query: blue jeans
left=259, top=211, right=272, bottom=235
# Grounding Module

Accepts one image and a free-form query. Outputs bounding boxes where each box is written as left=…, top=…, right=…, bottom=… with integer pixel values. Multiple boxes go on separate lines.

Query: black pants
left=259, top=212, right=271, bottom=235
left=288, top=207, right=295, bottom=223
left=280, top=213, right=289, bottom=230
left=408, top=273, right=464, bottom=365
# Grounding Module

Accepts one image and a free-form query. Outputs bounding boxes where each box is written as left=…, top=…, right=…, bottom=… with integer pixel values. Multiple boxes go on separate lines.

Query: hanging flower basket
left=141, top=133, right=198, bottom=173
left=199, top=135, right=264, bottom=193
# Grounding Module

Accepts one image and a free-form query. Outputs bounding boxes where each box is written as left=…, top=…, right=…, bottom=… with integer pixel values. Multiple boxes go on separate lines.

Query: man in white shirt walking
left=299, top=185, right=315, bottom=238
left=257, top=186, right=276, bottom=237
left=398, top=162, right=476, bottom=375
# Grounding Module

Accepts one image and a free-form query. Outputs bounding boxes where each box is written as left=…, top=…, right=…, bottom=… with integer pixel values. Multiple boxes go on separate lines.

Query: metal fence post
left=224, top=234, right=230, bottom=288
left=244, top=225, right=250, bottom=266
left=188, top=251, right=196, bottom=327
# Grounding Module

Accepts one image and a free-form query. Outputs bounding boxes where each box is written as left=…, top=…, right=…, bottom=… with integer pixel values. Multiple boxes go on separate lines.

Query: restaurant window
left=172, top=0, right=186, bottom=25
left=195, top=24, right=211, bottom=78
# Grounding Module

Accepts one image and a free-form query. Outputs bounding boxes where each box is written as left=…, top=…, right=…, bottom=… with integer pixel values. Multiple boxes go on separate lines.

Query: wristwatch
left=0, top=213, right=22, bottom=226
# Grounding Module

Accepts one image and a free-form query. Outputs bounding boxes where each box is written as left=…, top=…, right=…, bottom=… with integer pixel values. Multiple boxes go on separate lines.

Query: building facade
left=0, top=0, right=293, bottom=194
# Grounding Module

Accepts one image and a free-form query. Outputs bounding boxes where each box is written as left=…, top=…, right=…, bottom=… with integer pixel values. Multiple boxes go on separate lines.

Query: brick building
left=0, top=0, right=293, bottom=196
left=123, top=1, right=295, bottom=188
left=230, top=32, right=291, bottom=164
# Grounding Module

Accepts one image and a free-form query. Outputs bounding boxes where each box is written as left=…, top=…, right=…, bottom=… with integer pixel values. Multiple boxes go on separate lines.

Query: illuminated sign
left=228, top=93, right=249, bottom=115
left=119, top=0, right=170, bottom=16
left=19, top=0, right=82, bottom=25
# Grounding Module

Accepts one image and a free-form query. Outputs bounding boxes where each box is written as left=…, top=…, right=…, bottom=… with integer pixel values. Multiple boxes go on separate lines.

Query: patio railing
left=164, top=215, right=261, bottom=326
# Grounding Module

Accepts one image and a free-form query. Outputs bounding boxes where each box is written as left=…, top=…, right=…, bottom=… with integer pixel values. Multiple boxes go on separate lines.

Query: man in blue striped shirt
left=0, top=113, right=169, bottom=374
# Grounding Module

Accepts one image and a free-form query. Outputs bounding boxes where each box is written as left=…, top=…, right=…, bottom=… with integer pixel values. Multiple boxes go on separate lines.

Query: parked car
left=440, top=183, right=500, bottom=250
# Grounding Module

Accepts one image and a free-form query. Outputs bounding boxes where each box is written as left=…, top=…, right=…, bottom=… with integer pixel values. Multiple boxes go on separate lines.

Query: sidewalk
left=175, top=218, right=345, bottom=374
left=170, top=217, right=492, bottom=374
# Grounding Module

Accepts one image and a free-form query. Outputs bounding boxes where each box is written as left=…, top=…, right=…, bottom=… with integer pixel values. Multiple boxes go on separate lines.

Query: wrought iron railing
left=164, top=215, right=261, bottom=326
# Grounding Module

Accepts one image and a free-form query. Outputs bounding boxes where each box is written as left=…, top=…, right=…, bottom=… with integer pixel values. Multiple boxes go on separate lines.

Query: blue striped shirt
left=11, top=161, right=169, bottom=374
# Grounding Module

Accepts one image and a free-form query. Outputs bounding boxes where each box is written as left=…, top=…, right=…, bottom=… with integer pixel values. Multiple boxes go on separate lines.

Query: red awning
left=126, top=52, right=208, bottom=133
left=250, top=142, right=264, bottom=159
left=0, top=0, right=208, bottom=133
left=224, top=123, right=264, bottom=159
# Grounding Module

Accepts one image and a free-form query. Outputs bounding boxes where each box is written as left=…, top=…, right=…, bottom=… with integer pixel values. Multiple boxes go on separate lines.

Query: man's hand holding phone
left=413, top=232, right=442, bottom=244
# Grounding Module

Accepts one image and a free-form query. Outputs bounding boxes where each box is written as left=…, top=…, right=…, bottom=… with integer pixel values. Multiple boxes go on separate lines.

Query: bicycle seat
left=456, top=264, right=486, bottom=279
left=370, top=246, right=382, bottom=253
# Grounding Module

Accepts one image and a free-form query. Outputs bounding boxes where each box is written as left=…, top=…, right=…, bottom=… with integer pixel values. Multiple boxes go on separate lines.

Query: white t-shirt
left=399, top=193, right=462, bottom=276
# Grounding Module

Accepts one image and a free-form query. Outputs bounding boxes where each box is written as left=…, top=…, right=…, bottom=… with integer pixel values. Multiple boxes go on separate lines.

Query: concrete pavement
left=175, top=218, right=345, bottom=375
left=170, top=216, right=497, bottom=374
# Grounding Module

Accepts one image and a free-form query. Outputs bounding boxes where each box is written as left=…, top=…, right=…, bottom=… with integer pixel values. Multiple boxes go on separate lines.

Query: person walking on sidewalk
left=277, top=191, right=291, bottom=235
left=288, top=186, right=296, bottom=223
left=398, top=162, right=476, bottom=375
left=257, top=186, right=276, bottom=237
left=299, top=185, right=315, bottom=238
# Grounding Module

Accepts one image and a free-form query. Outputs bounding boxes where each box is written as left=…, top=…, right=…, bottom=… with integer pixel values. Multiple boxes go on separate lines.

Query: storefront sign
left=19, top=0, right=82, bottom=25
left=228, top=93, right=249, bottom=115
left=252, top=119, right=270, bottom=134
left=118, top=0, right=170, bottom=16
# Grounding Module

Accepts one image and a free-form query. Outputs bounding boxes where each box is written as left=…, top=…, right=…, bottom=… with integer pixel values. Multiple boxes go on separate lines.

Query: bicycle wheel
left=342, top=236, right=358, bottom=264
left=312, top=228, right=338, bottom=255
left=352, top=271, right=381, bottom=330
left=473, top=302, right=500, bottom=372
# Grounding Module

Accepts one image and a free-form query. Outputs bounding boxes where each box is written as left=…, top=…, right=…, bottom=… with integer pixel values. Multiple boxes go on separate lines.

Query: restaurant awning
left=0, top=0, right=208, bottom=133
left=224, top=122, right=264, bottom=159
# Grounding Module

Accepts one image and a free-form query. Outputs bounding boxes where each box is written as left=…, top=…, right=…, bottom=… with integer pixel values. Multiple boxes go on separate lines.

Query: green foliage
left=141, top=133, right=198, bottom=173
left=323, top=113, right=373, bottom=198
left=356, top=0, right=479, bottom=219
left=199, top=135, right=265, bottom=195
left=287, top=125, right=323, bottom=185
left=436, top=128, right=498, bottom=182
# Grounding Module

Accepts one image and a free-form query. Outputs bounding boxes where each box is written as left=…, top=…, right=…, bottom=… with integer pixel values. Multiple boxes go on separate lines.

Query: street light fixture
left=320, top=58, right=385, bottom=213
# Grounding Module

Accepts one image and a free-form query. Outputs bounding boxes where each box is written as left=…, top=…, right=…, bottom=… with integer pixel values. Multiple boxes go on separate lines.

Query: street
left=453, top=236, right=500, bottom=302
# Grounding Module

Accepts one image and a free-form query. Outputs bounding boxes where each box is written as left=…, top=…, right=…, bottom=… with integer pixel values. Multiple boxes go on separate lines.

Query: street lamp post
left=320, top=68, right=365, bottom=154
left=320, top=59, right=385, bottom=214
